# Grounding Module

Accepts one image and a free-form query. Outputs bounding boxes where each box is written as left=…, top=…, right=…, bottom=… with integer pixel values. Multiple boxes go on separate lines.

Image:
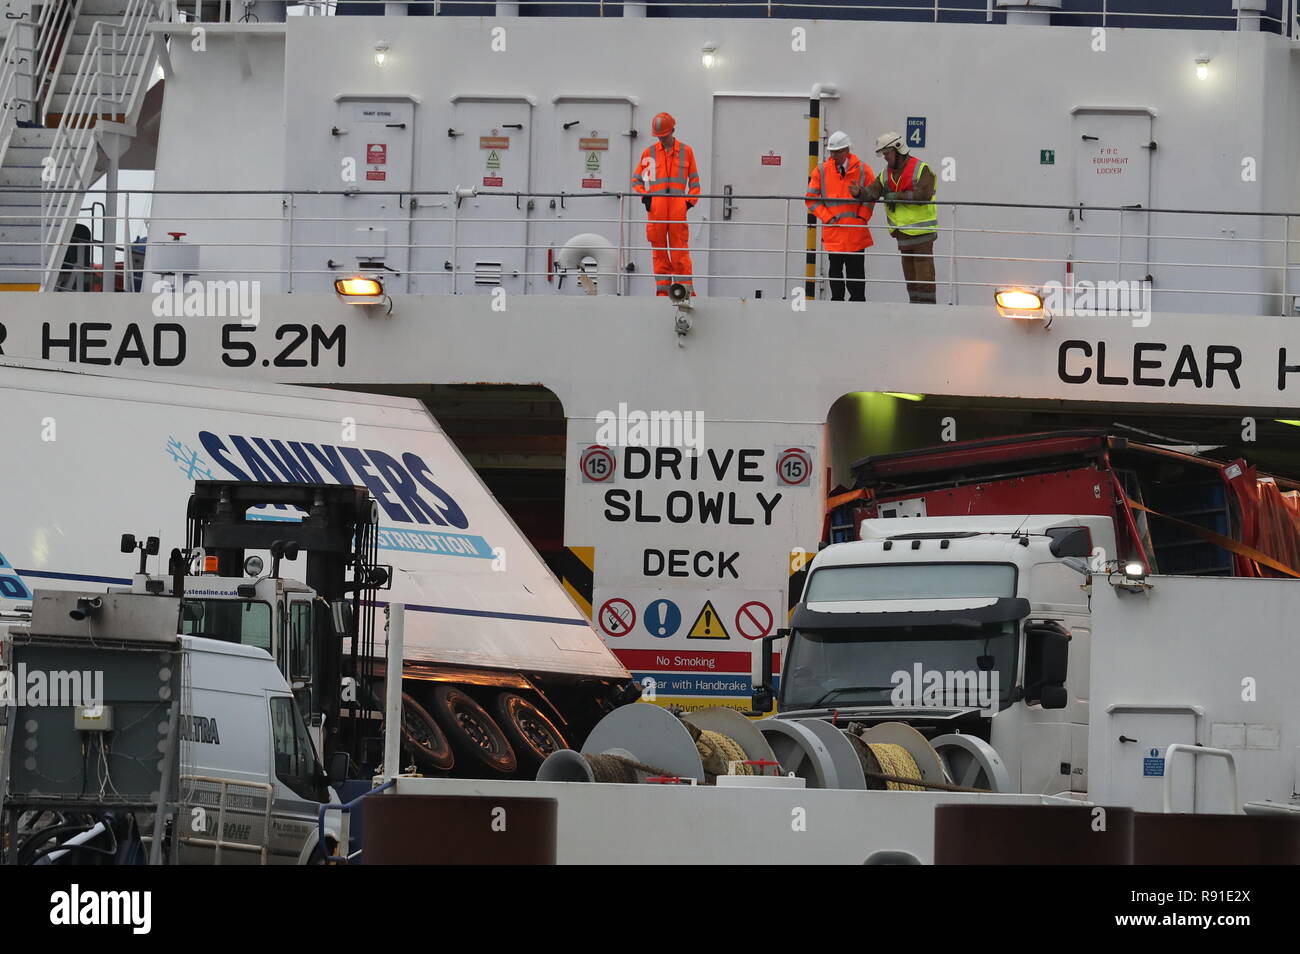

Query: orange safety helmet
left=651, top=112, right=676, bottom=137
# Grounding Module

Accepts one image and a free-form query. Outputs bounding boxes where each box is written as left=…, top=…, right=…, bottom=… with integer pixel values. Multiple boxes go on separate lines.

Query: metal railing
left=0, top=0, right=82, bottom=171
left=4, top=187, right=1297, bottom=314
left=39, top=0, right=162, bottom=287
left=176, top=0, right=1297, bottom=38
left=178, top=775, right=276, bottom=863
left=317, top=777, right=395, bottom=864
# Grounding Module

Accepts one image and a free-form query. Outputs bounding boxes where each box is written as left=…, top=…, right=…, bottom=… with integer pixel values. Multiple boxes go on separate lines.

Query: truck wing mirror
left=749, top=628, right=787, bottom=715
left=1047, top=527, right=1091, bottom=559
left=330, top=600, right=354, bottom=639
left=1038, top=685, right=1068, bottom=709
left=328, top=751, right=352, bottom=786
left=1023, top=620, right=1070, bottom=709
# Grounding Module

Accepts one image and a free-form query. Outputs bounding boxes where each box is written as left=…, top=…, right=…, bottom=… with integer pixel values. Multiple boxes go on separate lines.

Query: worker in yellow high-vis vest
left=853, top=131, right=938, bottom=304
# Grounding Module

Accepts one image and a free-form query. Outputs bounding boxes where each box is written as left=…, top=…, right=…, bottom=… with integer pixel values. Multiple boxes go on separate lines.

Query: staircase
left=0, top=0, right=163, bottom=291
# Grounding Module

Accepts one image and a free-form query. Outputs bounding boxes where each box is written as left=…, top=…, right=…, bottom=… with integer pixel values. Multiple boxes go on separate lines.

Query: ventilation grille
left=474, top=261, right=503, bottom=286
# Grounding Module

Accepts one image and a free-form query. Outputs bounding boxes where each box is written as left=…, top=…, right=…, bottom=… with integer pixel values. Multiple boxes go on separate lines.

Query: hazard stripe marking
left=559, top=545, right=595, bottom=618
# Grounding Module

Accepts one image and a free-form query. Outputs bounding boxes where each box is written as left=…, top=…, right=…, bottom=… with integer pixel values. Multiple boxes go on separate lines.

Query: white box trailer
left=0, top=358, right=631, bottom=777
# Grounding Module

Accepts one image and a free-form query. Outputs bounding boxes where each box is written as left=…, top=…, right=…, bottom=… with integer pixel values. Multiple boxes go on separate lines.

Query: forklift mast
left=184, top=481, right=385, bottom=762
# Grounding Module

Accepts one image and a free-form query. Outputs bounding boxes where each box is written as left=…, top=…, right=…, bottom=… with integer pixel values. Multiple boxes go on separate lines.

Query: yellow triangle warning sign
left=687, top=600, right=729, bottom=639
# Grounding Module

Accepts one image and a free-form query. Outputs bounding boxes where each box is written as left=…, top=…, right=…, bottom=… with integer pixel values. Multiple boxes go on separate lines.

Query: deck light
left=335, top=276, right=385, bottom=303
left=701, top=42, right=717, bottom=69
left=374, top=40, right=389, bottom=68
left=994, top=287, right=1045, bottom=318
left=1113, top=560, right=1152, bottom=594
left=1195, top=56, right=1210, bottom=81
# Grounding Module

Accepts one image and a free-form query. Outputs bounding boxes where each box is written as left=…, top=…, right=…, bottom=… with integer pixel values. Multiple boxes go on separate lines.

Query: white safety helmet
left=874, top=131, right=909, bottom=156
left=826, top=130, right=852, bottom=152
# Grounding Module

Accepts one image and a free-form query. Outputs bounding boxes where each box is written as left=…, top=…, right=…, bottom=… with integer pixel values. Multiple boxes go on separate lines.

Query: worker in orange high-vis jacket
left=632, top=112, right=701, bottom=296
left=806, top=130, right=875, bottom=301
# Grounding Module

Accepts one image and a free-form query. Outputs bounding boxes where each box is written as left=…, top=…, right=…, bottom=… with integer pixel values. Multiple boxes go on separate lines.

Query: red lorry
left=828, top=430, right=1300, bottom=579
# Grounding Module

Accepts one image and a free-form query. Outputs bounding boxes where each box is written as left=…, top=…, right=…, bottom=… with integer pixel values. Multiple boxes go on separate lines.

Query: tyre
left=401, top=691, right=455, bottom=772
left=430, top=685, right=517, bottom=775
left=494, top=692, right=568, bottom=767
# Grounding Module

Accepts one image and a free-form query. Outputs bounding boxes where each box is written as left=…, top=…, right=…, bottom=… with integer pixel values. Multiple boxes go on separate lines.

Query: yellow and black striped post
left=559, top=545, right=595, bottom=619
left=805, top=97, right=821, bottom=300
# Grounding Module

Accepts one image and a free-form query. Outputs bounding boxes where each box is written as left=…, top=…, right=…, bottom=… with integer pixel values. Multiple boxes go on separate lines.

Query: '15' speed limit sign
left=775, top=446, right=814, bottom=487
left=580, top=444, right=617, bottom=483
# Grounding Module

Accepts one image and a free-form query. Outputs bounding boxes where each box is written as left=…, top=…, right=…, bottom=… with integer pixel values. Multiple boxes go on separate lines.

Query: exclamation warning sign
left=687, top=601, right=730, bottom=639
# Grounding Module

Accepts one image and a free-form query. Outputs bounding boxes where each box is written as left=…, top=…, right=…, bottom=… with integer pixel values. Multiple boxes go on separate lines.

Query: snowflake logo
left=166, top=437, right=215, bottom=481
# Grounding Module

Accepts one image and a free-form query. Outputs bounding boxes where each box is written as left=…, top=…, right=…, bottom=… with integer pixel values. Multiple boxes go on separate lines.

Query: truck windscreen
left=781, top=621, right=1018, bottom=712
left=182, top=599, right=273, bottom=651
left=804, top=563, right=1016, bottom=602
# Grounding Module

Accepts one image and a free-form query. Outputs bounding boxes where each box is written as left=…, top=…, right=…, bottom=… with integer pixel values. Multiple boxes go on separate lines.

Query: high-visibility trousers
left=646, top=219, right=692, bottom=295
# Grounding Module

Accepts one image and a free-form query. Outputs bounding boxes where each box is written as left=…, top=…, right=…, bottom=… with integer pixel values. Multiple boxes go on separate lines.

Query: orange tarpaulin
left=1222, top=461, right=1300, bottom=579
left=1252, top=481, right=1300, bottom=578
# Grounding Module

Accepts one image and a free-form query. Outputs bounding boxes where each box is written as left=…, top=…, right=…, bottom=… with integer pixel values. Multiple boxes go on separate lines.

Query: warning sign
left=365, top=170, right=386, bottom=181
left=581, top=178, right=602, bottom=189
left=367, top=144, right=387, bottom=164
left=643, top=598, right=682, bottom=639
left=598, top=598, right=635, bottom=637
left=482, top=176, right=504, bottom=187
left=480, top=136, right=510, bottom=150
left=579, top=138, right=609, bottom=151
left=687, top=601, right=729, bottom=639
left=761, top=154, right=782, bottom=166
left=734, top=601, right=774, bottom=640
left=580, top=444, right=616, bottom=483
left=585, top=151, right=601, bottom=173
left=486, top=150, right=502, bottom=171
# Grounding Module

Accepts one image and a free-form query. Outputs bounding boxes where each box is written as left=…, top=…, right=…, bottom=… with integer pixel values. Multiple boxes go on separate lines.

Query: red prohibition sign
left=735, top=601, right=774, bottom=640
left=598, top=598, right=636, bottom=637
left=776, top=447, right=811, bottom=486
left=581, top=445, right=616, bottom=482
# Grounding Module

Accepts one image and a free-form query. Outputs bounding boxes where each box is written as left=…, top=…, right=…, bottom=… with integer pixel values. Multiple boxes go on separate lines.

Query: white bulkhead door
left=544, top=97, right=634, bottom=296
left=450, top=97, right=533, bottom=294
left=305, top=97, right=415, bottom=293
left=710, top=95, right=816, bottom=301
left=1070, top=109, right=1153, bottom=297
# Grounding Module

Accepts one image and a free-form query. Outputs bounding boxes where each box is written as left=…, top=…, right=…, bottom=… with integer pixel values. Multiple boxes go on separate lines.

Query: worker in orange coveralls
left=632, top=112, right=701, bottom=296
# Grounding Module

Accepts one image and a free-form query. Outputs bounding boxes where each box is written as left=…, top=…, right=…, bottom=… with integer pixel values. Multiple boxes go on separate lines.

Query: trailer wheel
left=431, top=686, right=518, bottom=775
left=494, top=692, right=567, bottom=766
left=401, top=692, right=455, bottom=772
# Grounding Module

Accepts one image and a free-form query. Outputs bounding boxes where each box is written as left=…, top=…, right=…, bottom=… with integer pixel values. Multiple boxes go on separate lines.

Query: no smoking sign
left=597, top=597, right=635, bottom=637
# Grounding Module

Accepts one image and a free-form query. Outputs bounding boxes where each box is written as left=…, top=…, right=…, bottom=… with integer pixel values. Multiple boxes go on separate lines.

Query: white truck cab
left=118, top=572, right=331, bottom=750
left=177, top=634, right=340, bottom=864
left=759, top=514, right=1115, bottom=796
